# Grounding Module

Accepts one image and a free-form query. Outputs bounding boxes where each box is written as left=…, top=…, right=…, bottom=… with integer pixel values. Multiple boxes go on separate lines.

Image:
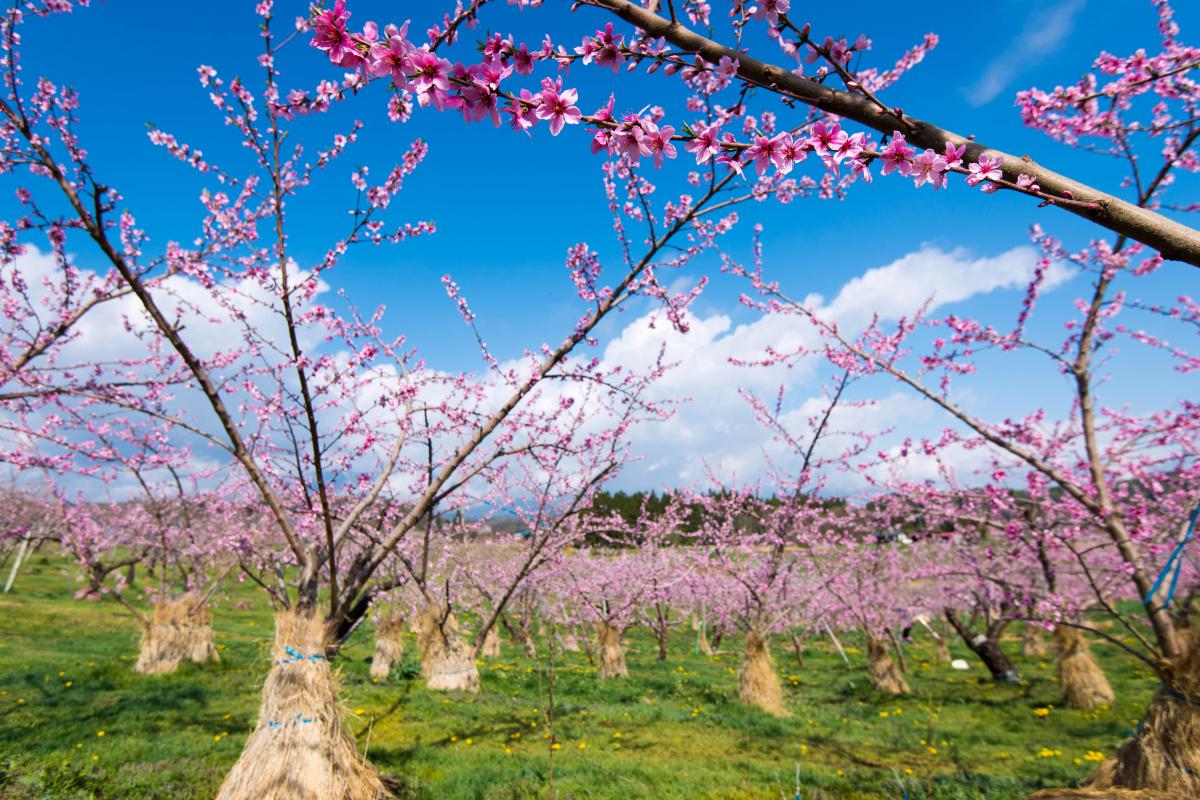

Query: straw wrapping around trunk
left=213, top=610, right=388, bottom=800
left=738, top=630, right=788, bottom=716
left=698, top=626, right=714, bottom=657
left=867, top=634, right=910, bottom=695
left=1076, top=630, right=1200, bottom=796
left=416, top=604, right=480, bottom=693
left=479, top=626, right=501, bottom=658
left=1030, top=788, right=1194, bottom=799
left=133, top=593, right=219, bottom=675
left=1023, top=623, right=1051, bottom=657
left=1056, top=626, right=1115, bottom=710
left=368, top=614, right=405, bottom=681
left=596, top=623, right=628, bottom=679
left=934, top=634, right=951, bottom=664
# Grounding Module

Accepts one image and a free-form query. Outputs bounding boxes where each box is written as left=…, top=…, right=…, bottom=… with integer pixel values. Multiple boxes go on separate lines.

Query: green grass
left=0, top=558, right=1160, bottom=799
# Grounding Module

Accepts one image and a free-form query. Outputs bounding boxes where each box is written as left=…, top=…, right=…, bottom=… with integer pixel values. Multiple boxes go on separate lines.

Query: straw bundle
left=368, top=614, right=405, bottom=681
left=479, top=626, right=502, bottom=658
left=1030, top=788, right=1191, bottom=799
left=1056, top=626, right=1115, bottom=710
left=739, top=630, right=788, bottom=716
left=213, top=611, right=388, bottom=800
left=133, top=592, right=218, bottom=675
left=867, top=634, right=909, bottom=695
left=1079, top=630, right=1200, bottom=796
left=416, top=604, right=480, bottom=693
left=596, top=623, right=628, bottom=679
left=1023, top=623, right=1051, bottom=657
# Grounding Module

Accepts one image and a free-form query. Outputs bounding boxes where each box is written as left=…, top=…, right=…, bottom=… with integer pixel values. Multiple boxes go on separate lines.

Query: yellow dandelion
left=96, top=730, right=105, bottom=738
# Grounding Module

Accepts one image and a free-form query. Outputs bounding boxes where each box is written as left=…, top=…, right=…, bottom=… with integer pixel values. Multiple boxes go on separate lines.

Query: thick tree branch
left=586, top=0, right=1200, bottom=267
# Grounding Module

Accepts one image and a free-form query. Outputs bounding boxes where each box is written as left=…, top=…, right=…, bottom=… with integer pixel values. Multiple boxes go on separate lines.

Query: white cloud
left=3, top=242, right=1068, bottom=502
left=964, top=0, right=1086, bottom=107
left=592, top=244, right=1065, bottom=491
left=822, top=245, right=1071, bottom=328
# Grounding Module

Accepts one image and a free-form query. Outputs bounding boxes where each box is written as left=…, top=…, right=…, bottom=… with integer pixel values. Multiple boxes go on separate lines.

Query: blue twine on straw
left=265, top=713, right=314, bottom=730
left=1144, top=504, right=1200, bottom=610
left=274, top=645, right=325, bottom=666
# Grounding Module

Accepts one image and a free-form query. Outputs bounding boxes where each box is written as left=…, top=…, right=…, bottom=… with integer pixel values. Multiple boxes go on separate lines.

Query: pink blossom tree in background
left=549, top=509, right=690, bottom=682
left=723, top=30, right=1200, bottom=796
left=0, top=0, right=786, bottom=795
left=732, top=228, right=1200, bottom=791
left=0, top=0, right=1198, bottom=796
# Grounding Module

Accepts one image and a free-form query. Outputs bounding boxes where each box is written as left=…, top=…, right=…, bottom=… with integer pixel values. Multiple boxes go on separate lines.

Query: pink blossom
left=310, top=0, right=357, bottom=66
left=367, top=35, right=411, bottom=85
left=809, top=121, right=848, bottom=156
left=535, top=78, right=582, bottom=135
left=910, top=148, right=948, bottom=189
left=685, top=123, right=722, bottom=165
left=639, top=121, right=677, bottom=168
left=409, top=51, right=455, bottom=111
left=746, top=132, right=793, bottom=175
left=966, top=153, right=1003, bottom=189
left=879, top=131, right=915, bottom=176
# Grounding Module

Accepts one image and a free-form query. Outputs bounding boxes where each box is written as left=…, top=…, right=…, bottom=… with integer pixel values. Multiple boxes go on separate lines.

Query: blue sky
left=10, top=0, right=1198, bottom=492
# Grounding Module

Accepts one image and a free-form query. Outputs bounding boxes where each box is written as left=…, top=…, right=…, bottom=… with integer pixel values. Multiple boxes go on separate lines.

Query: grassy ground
left=0, top=557, right=1160, bottom=799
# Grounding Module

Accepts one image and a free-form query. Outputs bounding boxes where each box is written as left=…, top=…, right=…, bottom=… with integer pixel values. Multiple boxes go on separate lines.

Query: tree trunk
left=709, top=623, right=724, bottom=653
left=944, top=609, right=1019, bottom=682
left=789, top=632, right=805, bottom=669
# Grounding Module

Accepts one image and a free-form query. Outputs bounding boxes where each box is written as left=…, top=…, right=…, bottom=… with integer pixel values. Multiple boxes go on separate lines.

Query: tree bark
left=944, top=609, right=1019, bottom=682
left=590, top=0, right=1200, bottom=267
